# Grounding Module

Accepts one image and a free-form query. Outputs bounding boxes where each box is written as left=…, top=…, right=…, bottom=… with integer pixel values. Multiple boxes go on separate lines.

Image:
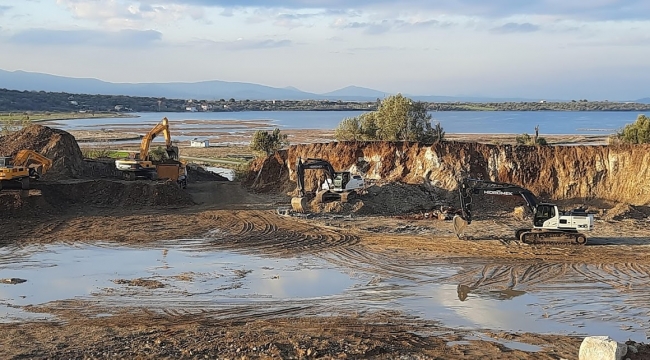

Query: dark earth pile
left=0, top=125, right=84, bottom=180
left=187, top=164, right=229, bottom=182
left=0, top=180, right=195, bottom=218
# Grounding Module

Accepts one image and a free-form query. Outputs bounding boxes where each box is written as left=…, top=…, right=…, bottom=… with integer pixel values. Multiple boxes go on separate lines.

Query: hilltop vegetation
left=1, top=88, right=650, bottom=113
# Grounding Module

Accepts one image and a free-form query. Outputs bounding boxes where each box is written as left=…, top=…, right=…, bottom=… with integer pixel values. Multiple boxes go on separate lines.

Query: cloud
left=491, top=22, right=540, bottom=34
left=146, top=0, right=650, bottom=22
left=0, top=5, right=12, bottom=16
left=55, top=0, right=204, bottom=25
left=332, top=18, right=449, bottom=34
left=8, top=28, right=163, bottom=47
left=197, top=38, right=293, bottom=50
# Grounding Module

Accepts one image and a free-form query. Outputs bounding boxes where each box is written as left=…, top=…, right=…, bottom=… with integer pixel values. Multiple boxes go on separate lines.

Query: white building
left=185, top=106, right=197, bottom=112
left=190, top=138, right=209, bottom=148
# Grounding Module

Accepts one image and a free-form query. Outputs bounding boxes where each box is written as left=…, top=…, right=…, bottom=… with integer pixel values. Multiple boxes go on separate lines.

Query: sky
left=0, top=0, right=649, bottom=100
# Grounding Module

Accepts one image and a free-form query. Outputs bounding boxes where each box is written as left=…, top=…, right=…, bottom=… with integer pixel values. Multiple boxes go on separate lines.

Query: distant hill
left=323, top=86, right=388, bottom=99
left=0, top=68, right=591, bottom=103
left=635, top=97, right=650, bottom=104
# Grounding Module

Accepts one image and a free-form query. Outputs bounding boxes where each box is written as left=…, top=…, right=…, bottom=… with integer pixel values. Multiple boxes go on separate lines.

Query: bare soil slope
left=0, top=125, right=85, bottom=180
left=248, top=141, right=650, bottom=205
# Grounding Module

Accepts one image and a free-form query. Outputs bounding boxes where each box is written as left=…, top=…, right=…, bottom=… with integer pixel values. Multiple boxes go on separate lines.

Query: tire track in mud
left=184, top=211, right=448, bottom=283
left=183, top=211, right=361, bottom=256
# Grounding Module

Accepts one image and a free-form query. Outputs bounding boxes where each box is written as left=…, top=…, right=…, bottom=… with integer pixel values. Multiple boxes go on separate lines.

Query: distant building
left=70, top=101, right=78, bottom=106
left=185, top=106, right=197, bottom=112
left=114, top=105, right=124, bottom=111
left=190, top=138, right=209, bottom=148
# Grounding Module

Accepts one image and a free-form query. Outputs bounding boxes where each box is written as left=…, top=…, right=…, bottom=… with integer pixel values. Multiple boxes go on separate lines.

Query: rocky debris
left=602, top=203, right=650, bottom=221
left=1, top=278, right=27, bottom=285
left=302, top=183, right=439, bottom=216
left=624, top=341, right=650, bottom=360
left=186, top=164, right=229, bottom=182
left=113, top=278, right=166, bottom=289
left=579, top=336, right=627, bottom=360
left=0, top=125, right=84, bottom=180
left=249, top=141, right=650, bottom=206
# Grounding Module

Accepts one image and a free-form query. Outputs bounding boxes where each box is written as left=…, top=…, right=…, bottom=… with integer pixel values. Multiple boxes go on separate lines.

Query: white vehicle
left=455, top=178, right=594, bottom=245
left=291, top=157, right=366, bottom=212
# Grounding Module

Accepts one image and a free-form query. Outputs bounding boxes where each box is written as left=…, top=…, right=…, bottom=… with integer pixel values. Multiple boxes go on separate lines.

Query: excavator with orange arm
left=453, top=178, right=594, bottom=245
left=114, top=117, right=187, bottom=188
left=0, top=150, right=53, bottom=191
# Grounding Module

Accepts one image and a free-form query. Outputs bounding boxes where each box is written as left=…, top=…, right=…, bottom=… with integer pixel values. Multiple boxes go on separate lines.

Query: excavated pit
left=247, top=141, right=650, bottom=215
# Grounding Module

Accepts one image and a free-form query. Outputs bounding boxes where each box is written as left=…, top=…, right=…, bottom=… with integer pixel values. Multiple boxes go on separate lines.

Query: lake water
left=41, top=110, right=646, bottom=135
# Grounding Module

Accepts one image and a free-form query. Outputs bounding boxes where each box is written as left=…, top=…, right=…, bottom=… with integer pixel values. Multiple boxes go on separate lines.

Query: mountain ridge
left=1, top=69, right=646, bottom=103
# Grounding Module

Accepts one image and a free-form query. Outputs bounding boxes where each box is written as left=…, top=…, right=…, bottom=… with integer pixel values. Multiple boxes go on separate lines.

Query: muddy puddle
left=1, top=241, right=648, bottom=342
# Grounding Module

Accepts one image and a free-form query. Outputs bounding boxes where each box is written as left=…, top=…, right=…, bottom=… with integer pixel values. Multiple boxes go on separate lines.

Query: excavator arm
left=138, top=117, right=178, bottom=161
left=458, top=178, right=539, bottom=225
left=295, top=157, right=337, bottom=197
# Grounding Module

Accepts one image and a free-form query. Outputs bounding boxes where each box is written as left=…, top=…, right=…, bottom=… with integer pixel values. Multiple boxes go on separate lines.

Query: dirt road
left=1, top=181, right=649, bottom=359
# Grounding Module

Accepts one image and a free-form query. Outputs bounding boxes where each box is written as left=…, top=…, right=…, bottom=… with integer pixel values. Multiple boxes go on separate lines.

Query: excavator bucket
left=166, top=145, right=180, bottom=160
left=452, top=215, right=468, bottom=239
left=291, top=197, right=309, bottom=213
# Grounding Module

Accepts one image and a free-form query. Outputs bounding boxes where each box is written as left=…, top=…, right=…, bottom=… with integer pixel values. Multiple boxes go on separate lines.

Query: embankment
left=248, top=141, right=650, bottom=206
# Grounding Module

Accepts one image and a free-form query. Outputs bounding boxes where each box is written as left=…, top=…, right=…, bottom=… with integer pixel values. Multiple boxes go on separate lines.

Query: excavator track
left=519, top=230, right=587, bottom=246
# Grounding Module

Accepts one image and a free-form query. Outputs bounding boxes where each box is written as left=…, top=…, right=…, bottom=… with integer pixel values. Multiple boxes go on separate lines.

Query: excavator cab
left=534, top=204, right=555, bottom=227
left=0, top=157, right=12, bottom=168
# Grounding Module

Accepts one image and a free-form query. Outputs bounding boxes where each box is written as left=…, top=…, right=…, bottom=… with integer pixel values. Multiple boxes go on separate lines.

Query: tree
left=333, top=94, right=443, bottom=143
left=250, top=128, right=289, bottom=156
left=617, top=114, right=650, bottom=144
left=432, top=122, right=445, bottom=142
left=334, top=117, right=362, bottom=141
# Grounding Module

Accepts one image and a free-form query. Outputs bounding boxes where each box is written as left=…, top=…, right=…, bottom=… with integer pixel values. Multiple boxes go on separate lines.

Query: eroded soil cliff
left=248, top=141, right=650, bottom=205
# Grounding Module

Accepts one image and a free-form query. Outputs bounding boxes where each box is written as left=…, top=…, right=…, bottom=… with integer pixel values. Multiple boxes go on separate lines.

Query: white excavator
left=454, top=178, right=594, bottom=245
left=291, top=157, right=365, bottom=212
left=114, top=117, right=187, bottom=188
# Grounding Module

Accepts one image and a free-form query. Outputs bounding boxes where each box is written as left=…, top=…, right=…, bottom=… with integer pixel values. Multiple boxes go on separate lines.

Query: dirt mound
left=1, top=180, right=195, bottom=218
left=39, top=180, right=195, bottom=207
left=602, top=203, right=650, bottom=221
left=0, top=125, right=84, bottom=180
left=0, top=190, right=57, bottom=218
left=308, top=183, right=440, bottom=216
left=245, top=153, right=292, bottom=193
left=187, top=164, right=229, bottom=182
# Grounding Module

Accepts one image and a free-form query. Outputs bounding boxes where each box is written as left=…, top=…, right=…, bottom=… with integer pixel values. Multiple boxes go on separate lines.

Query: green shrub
left=250, top=128, right=289, bottom=156
left=616, top=114, right=650, bottom=144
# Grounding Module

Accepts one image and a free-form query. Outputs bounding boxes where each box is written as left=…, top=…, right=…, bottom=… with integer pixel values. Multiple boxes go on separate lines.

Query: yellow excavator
left=0, top=150, right=53, bottom=191
left=114, top=117, right=187, bottom=187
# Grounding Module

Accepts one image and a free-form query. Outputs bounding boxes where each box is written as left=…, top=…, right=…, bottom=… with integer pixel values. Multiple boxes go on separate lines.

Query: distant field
left=0, top=112, right=129, bottom=122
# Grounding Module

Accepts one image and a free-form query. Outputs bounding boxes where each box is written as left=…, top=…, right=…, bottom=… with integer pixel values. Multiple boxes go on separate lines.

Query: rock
left=1, top=278, right=27, bottom=284
left=579, top=336, right=628, bottom=360
left=627, top=345, right=638, bottom=354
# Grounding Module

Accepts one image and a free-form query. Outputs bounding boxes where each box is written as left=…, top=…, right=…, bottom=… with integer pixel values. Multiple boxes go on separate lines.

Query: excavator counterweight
left=455, top=178, right=594, bottom=245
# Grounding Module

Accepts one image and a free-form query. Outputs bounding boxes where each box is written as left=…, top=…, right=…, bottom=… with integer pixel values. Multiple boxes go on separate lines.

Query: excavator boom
left=13, top=150, right=53, bottom=175
left=454, top=177, right=593, bottom=246
left=138, top=117, right=176, bottom=161
left=115, top=117, right=186, bottom=186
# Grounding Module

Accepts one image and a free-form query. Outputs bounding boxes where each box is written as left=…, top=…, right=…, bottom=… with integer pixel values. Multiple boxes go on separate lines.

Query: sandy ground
left=1, top=181, right=649, bottom=359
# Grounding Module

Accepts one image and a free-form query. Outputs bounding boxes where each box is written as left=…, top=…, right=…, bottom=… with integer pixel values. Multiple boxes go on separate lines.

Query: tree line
left=2, top=88, right=650, bottom=113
